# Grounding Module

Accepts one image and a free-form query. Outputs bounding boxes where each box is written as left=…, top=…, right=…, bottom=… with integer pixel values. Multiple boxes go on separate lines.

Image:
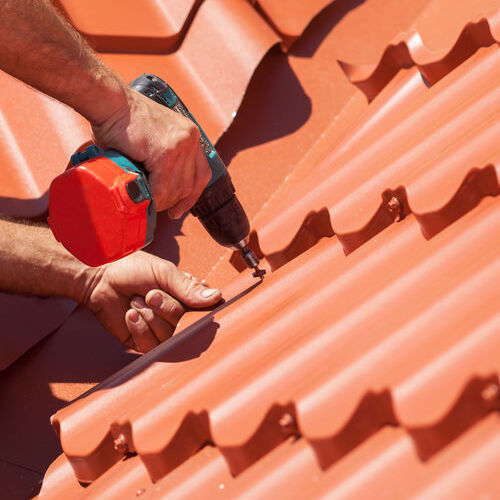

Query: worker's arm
left=0, top=0, right=210, bottom=218
left=0, top=217, right=221, bottom=352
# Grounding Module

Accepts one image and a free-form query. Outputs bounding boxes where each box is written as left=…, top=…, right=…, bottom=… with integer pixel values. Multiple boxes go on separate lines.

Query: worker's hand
left=91, top=89, right=212, bottom=219
left=83, top=251, right=221, bottom=353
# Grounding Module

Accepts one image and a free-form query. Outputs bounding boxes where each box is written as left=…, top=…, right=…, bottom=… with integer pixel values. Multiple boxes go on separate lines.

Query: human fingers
left=149, top=119, right=200, bottom=211
left=125, top=308, right=160, bottom=353
left=168, top=147, right=211, bottom=219
left=154, top=260, right=222, bottom=308
left=144, top=289, right=185, bottom=328
left=131, top=296, right=176, bottom=343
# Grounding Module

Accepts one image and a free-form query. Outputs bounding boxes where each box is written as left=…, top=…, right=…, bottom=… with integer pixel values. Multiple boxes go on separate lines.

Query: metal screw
left=482, top=383, right=499, bottom=402
left=279, top=412, right=295, bottom=430
left=113, top=433, right=128, bottom=453
left=136, top=489, right=146, bottom=496
left=388, top=196, right=402, bottom=221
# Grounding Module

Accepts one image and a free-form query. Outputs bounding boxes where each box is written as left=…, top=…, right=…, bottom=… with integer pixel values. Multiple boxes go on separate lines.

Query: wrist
left=77, top=68, right=130, bottom=127
left=69, top=263, right=104, bottom=306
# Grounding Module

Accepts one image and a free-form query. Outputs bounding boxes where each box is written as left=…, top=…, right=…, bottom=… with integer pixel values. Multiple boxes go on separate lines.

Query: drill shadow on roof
left=288, top=0, right=366, bottom=58
left=216, top=47, right=311, bottom=166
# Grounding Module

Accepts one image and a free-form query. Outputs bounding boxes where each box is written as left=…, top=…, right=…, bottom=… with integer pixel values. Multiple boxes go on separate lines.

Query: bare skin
left=0, top=0, right=220, bottom=351
left=0, top=0, right=211, bottom=218
left=0, top=218, right=221, bottom=352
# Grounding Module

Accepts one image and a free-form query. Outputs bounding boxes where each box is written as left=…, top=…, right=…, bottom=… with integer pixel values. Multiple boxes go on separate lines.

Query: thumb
left=157, top=260, right=222, bottom=308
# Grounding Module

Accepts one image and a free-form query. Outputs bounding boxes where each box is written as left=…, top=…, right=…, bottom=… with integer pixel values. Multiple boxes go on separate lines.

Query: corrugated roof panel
left=100, top=0, right=279, bottom=142
left=54, top=0, right=203, bottom=53
left=39, top=414, right=500, bottom=499
left=13, top=0, right=499, bottom=496
left=0, top=71, right=90, bottom=218
left=340, top=1, right=500, bottom=101
left=241, top=42, right=500, bottom=267
left=47, top=184, right=500, bottom=484
left=249, top=0, right=334, bottom=48
left=0, top=294, right=75, bottom=370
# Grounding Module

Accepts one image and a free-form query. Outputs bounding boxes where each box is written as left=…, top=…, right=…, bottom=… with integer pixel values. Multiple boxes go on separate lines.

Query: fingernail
left=148, top=292, right=163, bottom=308
left=201, top=288, right=219, bottom=298
left=129, top=310, right=140, bottom=323
left=131, top=297, right=146, bottom=309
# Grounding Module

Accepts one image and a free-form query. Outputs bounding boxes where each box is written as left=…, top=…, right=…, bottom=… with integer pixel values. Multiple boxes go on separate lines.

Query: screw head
left=388, top=197, right=402, bottom=221
left=279, top=412, right=295, bottom=430
left=482, top=383, right=499, bottom=402
left=113, top=433, right=128, bottom=453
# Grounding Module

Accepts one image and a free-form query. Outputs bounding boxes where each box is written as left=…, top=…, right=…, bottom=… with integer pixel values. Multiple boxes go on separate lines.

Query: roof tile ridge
left=338, top=9, right=500, bottom=102
left=53, top=372, right=500, bottom=486
left=226, top=161, right=500, bottom=277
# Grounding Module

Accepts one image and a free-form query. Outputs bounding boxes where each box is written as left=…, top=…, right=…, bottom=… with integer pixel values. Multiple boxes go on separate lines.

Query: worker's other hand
left=83, top=251, right=221, bottom=353
left=91, top=89, right=211, bottom=219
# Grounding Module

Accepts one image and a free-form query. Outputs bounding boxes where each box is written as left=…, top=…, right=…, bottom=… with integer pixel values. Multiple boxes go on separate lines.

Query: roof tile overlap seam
left=247, top=0, right=326, bottom=50
left=53, top=0, right=205, bottom=54
left=339, top=9, right=500, bottom=101
left=55, top=0, right=337, bottom=55
left=49, top=169, right=500, bottom=485
left=229, top=162, right=500, bottom=274
left=220, top=39, right=500, bottom=275
left=55, top=372, right=500, bottom=485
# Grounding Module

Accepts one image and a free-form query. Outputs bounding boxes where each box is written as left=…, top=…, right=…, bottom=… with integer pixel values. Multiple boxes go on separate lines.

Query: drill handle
left=129, top=74, right=227, bottom=187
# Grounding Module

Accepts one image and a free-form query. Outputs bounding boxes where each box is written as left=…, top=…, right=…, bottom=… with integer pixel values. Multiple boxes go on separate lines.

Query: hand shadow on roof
left=289, top=0, right=366, bottom=58
left=216, top=47, right=312, bottom=166
left=86, top=280, right=262, bottom=394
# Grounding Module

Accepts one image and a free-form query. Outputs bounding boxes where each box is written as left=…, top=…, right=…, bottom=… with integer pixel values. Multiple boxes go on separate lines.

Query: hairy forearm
left=0, top=0, right=127, bottom=124
left=0, top=217, right=93, bottom=303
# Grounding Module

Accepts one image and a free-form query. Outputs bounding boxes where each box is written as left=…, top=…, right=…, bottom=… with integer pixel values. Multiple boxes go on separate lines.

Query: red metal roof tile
left=44, top=184, right=500, bottom=486
left=0, top=294, right=75, bottom=370
left=0, top=71, right=90, bottom=218
left=40, top=414, right=500, bottom=498
left=100, top=0, right=279, bottom=143
left=340, top=0, right=500, bottom=101
left=249, top=0, right=335, bottom=48
left=54, top=0, right=203, bottom=53
left=238, top=42, right=500, bottom=269
left=5, top=0, right=500, bottom=496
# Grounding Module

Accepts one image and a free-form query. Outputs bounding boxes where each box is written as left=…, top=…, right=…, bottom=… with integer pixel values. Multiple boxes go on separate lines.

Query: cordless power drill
left=48, top=74, right=265, bottom=279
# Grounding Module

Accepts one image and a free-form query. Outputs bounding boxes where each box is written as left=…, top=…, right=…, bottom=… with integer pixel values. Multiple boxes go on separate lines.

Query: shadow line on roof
left=228, top=163, right=500, bottom=275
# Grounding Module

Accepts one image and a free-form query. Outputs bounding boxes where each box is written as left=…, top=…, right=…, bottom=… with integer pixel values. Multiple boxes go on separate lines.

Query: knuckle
left=179, top=184, right=192, bottom=200
left=163, top=298, right=183, bottom=323
left=187, top=123, right=200, bottom=142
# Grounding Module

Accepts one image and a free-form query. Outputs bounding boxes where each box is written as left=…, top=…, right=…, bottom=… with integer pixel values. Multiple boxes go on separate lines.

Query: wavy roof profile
left=39, top=0, right=500, bottom=496
left=339, top=0, right=500, bottom=100
left=0, top=0, right=498, bottom=496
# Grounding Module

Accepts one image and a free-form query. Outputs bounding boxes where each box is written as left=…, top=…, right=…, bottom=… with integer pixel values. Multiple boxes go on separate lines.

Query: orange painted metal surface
left=41, top=194, right=500, bottom=495
left=38, top=0, right=500, bottom=495
left=54, top=0, right=203, bottom=53
left=3, top=0, right=500, bottom=497
left=39, top=414, right=500, bottom=499
left=250, top=0, right=335, bottom=48
left=99, top=0, right=279, bottom=144
left=0, top=294, right=75, bottom=370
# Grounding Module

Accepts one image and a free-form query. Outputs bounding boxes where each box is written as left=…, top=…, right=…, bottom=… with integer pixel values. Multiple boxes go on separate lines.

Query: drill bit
left=241, top=246, right=266, bottom=281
